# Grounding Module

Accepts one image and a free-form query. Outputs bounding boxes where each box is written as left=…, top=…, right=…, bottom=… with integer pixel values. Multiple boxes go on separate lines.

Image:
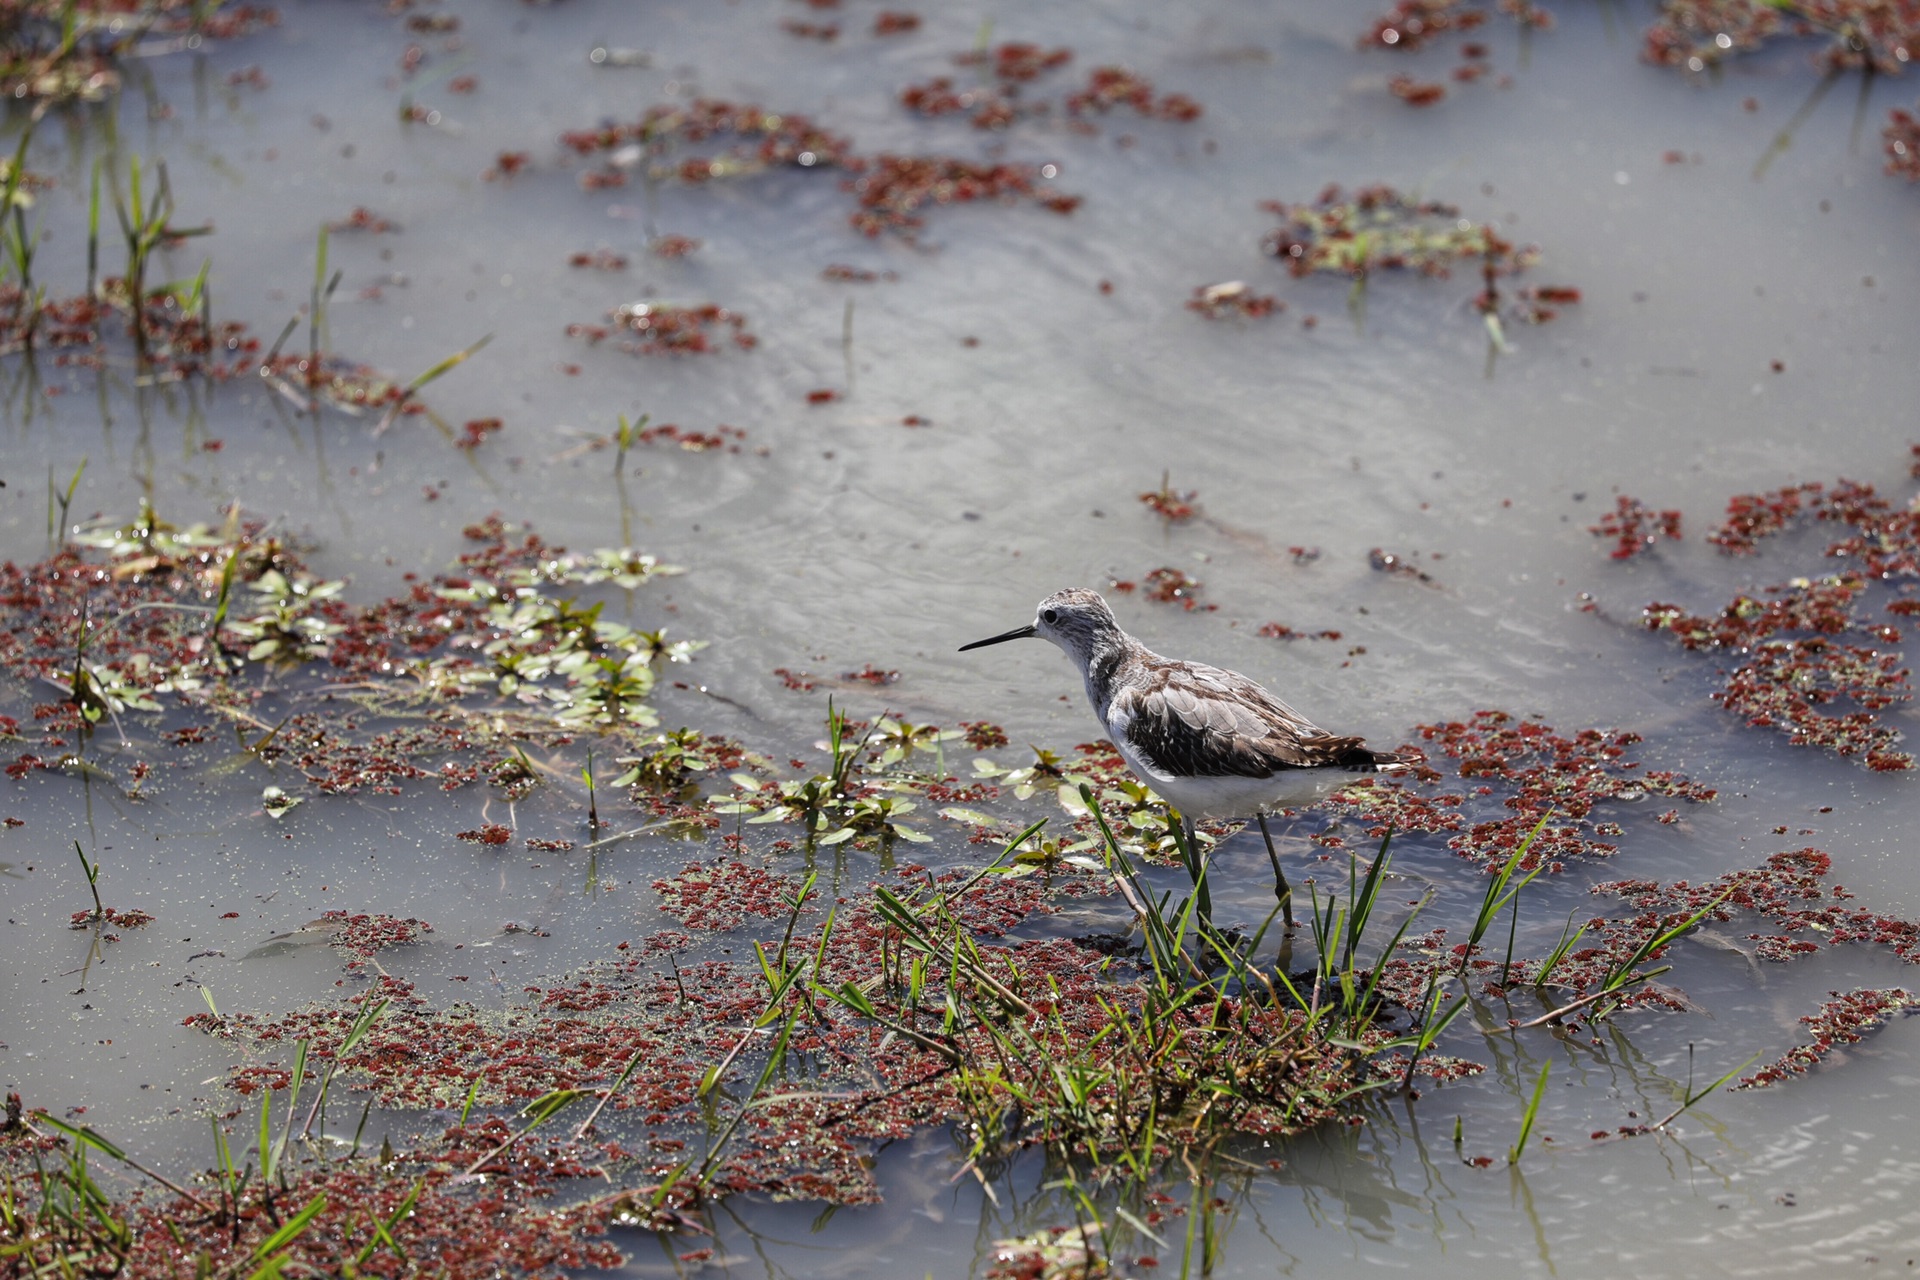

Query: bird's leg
left=1173, top=810, right=1214, bottom=935
left=1256, top=812, right=1296, bottom=931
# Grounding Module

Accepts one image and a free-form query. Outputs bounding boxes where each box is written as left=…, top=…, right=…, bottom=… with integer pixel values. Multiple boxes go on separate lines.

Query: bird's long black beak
left=958, top=623, right=1037, bottom=652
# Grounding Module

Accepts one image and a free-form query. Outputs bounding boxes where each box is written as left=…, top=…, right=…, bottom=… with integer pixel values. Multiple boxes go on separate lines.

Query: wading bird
left=961, top=587, right=1409, bottom=924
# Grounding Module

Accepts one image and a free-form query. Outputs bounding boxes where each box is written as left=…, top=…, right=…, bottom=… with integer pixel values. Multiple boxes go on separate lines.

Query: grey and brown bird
left=961, top=587, right=1408, bottom=919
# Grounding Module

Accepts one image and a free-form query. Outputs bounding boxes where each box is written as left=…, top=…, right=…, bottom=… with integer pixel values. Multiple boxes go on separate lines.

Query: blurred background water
left=3, top=1, right=1919, bottom=1274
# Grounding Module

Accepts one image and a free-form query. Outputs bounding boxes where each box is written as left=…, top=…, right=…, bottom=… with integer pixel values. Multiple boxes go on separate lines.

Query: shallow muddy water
left=4, top=0, right=1920, bottom=1276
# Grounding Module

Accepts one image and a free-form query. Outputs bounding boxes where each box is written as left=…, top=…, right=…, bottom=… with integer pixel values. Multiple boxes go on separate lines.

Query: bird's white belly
left=1108, top=736, right=1355, bottom=819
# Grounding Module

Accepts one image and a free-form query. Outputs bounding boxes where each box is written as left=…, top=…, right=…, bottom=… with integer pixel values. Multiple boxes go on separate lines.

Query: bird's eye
left=1041, top=609, right=1058, bottom=625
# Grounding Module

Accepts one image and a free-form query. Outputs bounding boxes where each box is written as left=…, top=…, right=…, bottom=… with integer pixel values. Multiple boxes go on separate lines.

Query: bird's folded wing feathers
left=1112, top=661, right=1387, bottom=778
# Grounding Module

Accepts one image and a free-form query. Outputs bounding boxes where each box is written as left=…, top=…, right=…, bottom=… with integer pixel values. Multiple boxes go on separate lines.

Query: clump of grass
left=1461, top=811, right=1552, bottom=977
left=71, top=839, right=102, bottom=920
left=613, top=411, right=648, bottom=477
left=1592, top=890, right=1729, bottom=1018
left=45, top=455, right=84, bottom=543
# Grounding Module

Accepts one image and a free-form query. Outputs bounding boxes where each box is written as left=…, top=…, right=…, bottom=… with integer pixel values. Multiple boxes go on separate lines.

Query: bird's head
left=959, top=588, right=1122, bottom=666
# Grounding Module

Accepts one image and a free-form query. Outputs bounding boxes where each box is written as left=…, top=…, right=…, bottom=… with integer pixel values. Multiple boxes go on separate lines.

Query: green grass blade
left=459, top=1074, right=482, bottom=1126
left=249, top=1192, right=326, bottom=1261
left=1507, top=1060, right=1550, bottom=1164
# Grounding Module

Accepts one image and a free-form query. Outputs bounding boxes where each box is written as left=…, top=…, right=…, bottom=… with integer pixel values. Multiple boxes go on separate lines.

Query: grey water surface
left=3, top=1, right=1919, bottom=1276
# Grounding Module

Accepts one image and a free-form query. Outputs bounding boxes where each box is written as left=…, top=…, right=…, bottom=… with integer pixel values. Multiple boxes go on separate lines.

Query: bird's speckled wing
left=1108, top=657, right=1394, bottom=779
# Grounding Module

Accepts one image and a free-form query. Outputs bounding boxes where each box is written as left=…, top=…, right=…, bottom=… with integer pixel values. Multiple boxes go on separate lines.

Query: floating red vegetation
left=960, top=40, right=1073, bottom=82
left=821, top=264, right=895, bottom=282
left=1644, top=0, right=1918, bottom=76
left=1631, top=466, right=1920, bottom=768
left=773, top=667, right=817, bottom=692
left=1138, top=479, right=1198, bottom=522
left=455, top=417, right=504, bottom=450
left=1361, top=0, right=1488, bottom=51
left=457, top=823, right=514, bottom=846
left=0, top=1, right=279, bottom=103
left=325, top=207, right=399, bottom=233
left=631, top=422, right=747, bottom=452
left=873, top=10, right=920, bottom=35
left=782, top=19, right=839, bottom=39
left=902, top=43, right=1199, bottom=131
left=526, top=837, right=576, bottom=852
left=1705, top=480, right=1825, bottom=553
left=806, top=387, right=840, bottom=404
left=4, top=1123, right=646, bottom=1279
left=1065, top=66, right=1203, bottom=120
left=1128, top=567, right=1214, bottom=612
left=68, top=907, right=153, bottom=930
left=898, top=76, right=1007, bottom=125
left=842, top=664, right=900, bottom=686
left=1604, top=847, right=1920, bottom=962
left=559, top=100, right=856, bottom=186
left=1890, top=103, right=1920, bottom=179
left=1369, top=547, right=1436, bottom=583
left=961, top=720, right=1009, bottom=749
left=1261, top=185, right=1574, bottom=330
left=1427, top=854, right=1902, bottom=1022
left=1389, top=74, right=1447, bottom=106
left=1514, top=283, right=1582, bottom=321
left=1262, top=189, right=1443, bottom=278
left=1590, top=495, right=1684, bottom=560
left=486, top=150, right=533, bottom=181
left=1331, top=710, right=1716, bottom=869
left=653, top=860, right=799, bottom=930
left=1187, top=280, right=1281, bottom=319
left=566, top=302, right=755, bottom=355
left=845, top=156, right=1081, bottom=238
left=1258, top=624, right=1344, bottom=641
left=0, top=282, right=259, bottom=384
left=649, top=234, right=702, bottom=257
left=1737, top=987, right=1920, bottom=1088
left=321, top=910, right=432, bottom=958
left=568, top=248, right=628, bottom=270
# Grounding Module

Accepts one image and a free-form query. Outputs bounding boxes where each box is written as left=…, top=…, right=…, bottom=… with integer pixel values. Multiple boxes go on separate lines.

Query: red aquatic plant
left=1360, top=0, right=1489, bottom=51
left=1736, top=987, right=1920, bottom=1088
left=1590, top=495, right=1684, bottom=560
left=1890, top=103, right=1920, bottom=178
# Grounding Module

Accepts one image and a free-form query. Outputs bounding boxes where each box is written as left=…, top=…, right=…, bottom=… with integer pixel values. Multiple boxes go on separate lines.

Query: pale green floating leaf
left=261, top=786, right=301, bottom=818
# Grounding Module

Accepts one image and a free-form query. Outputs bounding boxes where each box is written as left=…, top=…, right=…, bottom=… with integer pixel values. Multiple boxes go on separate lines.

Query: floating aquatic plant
left=559, top=99, right=856, bottom=189
left=1590, top=495, right=1684, bottom=560
left=1736, top=987, right=1920, bottom=1088
left=1644, top=0, right=1918, bottom=77
left=1889, top=100, right=1920, bottom=177
left=565, top=301, right=756, bottom=356
left=1186, top=280, right=1282, bottom=319
left=1624, top=461, right=1920, bottom=769
left=845, top=155, right=1082, bottom=237
left=1257, top=185, right=1579, bottom=343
